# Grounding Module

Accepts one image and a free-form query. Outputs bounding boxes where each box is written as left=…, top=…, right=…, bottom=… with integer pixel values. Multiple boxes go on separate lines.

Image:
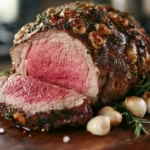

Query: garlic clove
left=97, top=106, right=122, bottom=126
left=124, top=96, right=147, bottom=118
left=86, top=116, right=110, bottom=136
left=143, top=92, right=150, bottom=113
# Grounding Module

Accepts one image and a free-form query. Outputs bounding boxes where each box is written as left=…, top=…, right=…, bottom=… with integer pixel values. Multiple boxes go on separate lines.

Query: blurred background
left=0, top=0, right=150, bottom=67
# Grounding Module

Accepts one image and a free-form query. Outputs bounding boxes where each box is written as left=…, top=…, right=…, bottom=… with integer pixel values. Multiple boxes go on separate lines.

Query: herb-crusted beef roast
left=0, top=74, right=92, bottom=131
left=0, top=1, right=150, bottom=130
left=10, top=2, right=150, bottom=104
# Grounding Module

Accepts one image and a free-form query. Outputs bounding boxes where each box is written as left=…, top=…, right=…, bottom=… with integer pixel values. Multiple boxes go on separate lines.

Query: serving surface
left=0, top=115, right=150, bottom=150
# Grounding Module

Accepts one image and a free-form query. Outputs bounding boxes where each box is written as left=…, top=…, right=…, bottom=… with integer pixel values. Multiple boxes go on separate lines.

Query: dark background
left=0, top=0, right=150, bottom=64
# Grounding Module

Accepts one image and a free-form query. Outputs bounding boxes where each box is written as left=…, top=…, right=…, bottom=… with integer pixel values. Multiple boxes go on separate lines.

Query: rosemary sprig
left=132, top=78, right=150, bottom=96
left=111, top=102, right=150, bottom=136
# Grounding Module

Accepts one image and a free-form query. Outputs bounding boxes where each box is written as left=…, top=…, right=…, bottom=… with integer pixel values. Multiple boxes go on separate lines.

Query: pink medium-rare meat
left=1, top=74, right=84, bottom=109
left=10, top=2, right=150, bottom=104
left=11, top=29, right=99, bottom=102
left=26, top=33, right=90, bottom=94
left=23, top=30, right=98, bottom=101
left=0, top=74, right=92, bottom=131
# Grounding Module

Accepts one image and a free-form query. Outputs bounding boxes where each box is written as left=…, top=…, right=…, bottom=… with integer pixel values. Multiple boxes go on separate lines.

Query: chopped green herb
left=0, top=69, right=10, bottom=76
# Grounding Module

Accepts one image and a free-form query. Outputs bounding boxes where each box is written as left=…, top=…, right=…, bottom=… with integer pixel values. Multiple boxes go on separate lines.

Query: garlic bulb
left=124, top=96, right=147, bottom=118
left=86, top=116, right=110, bottom=136
left=98, top=106, right=122, bottom=126
left=143, top=92, right=150, bottom=113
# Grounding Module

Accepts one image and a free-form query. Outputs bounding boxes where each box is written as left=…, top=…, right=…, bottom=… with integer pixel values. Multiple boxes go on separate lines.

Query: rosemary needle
left=111, top=102, right=150, bottom=137
left=132, top=78, right=150, bottom=96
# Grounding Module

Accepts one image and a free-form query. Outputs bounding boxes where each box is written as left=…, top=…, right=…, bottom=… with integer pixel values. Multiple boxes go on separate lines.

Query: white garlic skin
left=143, top=92, right=150, bottom=113
left=98, top=106, right=122, bottom=126
left=86, top=116, right=110, bottom=136
left=124, top=96, right=147, bottom=118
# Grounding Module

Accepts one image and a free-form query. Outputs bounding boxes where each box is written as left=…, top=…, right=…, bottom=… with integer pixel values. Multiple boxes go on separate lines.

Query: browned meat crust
left=0, top=99, right=92, bottom=131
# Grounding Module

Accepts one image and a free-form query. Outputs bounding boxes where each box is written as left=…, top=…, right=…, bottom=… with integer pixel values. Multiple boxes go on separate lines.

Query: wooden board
left=0, top=62, right=150, bottom=150
left=0, top=115, right=150, bottom=150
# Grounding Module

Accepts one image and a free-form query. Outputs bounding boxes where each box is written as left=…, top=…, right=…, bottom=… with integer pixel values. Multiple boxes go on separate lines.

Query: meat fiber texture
left=0, top=74, right=92, bottom=131
left=1, top=1, right=150, bottom=130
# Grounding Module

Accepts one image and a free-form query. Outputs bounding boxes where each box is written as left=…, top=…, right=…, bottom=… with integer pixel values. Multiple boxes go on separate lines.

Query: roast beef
left=1, top=1, right=150, bottom=130
left=10, top=1, right=150, bottom=104
left=0, top=74, right=92, bottom=131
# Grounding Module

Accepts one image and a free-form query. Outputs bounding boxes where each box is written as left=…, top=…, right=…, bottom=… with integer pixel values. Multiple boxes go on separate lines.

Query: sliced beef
left=10, top=2, right=150, bottom=104
left=0, top=75, right=92, bottom=131
left=11, top=29, right=99, bottom=102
